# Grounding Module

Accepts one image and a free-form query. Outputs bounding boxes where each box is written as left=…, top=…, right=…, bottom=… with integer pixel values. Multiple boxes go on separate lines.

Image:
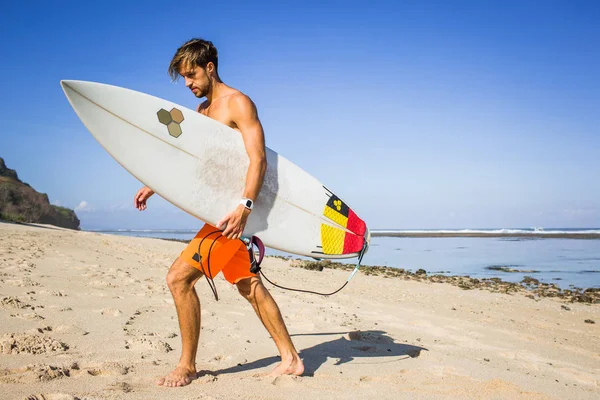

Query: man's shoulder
left=228, top=89, right=251, bottom=102
left=226, top=90, right=255, bottom=110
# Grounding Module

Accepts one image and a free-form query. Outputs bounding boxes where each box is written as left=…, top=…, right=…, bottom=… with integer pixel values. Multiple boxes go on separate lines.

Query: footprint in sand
left=1, top=362, right=77, bottom=384
left=0, top=333, right=69, bottom=355
left=86, top=361, right=130, bottom=376
left=123, top=307, right=177, bottom=341
left=109, top=381, right=134, bottom=393
left=100, top=308, right=123, bottom=317
left=10, top=313, right=45, bottom=321
left=270, top=375, right=302, bottom=387
left=33, top=365, right=73, bottom=382
left=72, top=265, right=93, bottom=272
left=347, top=330, right=394, bottom=344
left=1, top=264, right=19, bottom=273
left=87, top=280, right=114, bottom=288
left=25, top=327, right=53, bottom=335
left=351, top=345, right=377, bottom=353
left=54, top=325, right=88, bottom=335
left=124, top=337, right=173, bottom=353
left=39, top=290, right=68, bottom=297
left=5, top=278, right=41, bottom=287
left=181, top=395, right=217, bottom=400
left=16, top=261, right=36, bottom=273
left=23, top=394, right=79, bottom=400
left=194, top=374, right=218, bottom=385
left=1, top=296, right=34, bottom=310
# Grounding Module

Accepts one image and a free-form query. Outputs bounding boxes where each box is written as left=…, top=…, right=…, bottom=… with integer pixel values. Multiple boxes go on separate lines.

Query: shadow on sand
left=206, top=330, right=427, bottom=377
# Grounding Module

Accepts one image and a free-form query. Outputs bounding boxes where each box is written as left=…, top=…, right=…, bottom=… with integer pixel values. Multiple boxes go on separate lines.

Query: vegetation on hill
left=0, top=157, right=80, bottom=230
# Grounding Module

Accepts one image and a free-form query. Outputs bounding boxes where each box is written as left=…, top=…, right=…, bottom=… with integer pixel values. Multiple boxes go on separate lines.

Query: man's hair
left=168, top=38, right=219, bottom=81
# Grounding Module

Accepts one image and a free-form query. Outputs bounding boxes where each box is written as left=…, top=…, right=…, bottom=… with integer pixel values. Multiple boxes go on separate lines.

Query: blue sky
left=1, top=0, right=599, bottom=230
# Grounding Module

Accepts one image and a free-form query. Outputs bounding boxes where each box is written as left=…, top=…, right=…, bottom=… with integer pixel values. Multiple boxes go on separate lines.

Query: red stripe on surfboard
left=347, top=209, right=366, bottom=236
left=343, top=233, right=364, bottom=254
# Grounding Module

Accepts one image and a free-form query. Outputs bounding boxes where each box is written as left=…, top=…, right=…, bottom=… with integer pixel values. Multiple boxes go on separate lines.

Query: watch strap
left=240, top=198, right=254, bottom=210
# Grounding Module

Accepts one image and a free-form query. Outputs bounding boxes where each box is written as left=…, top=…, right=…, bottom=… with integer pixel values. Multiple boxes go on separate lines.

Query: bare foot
left=156, top=365, right=197, bottom=387
left=268, top=355, right=304, bottom=377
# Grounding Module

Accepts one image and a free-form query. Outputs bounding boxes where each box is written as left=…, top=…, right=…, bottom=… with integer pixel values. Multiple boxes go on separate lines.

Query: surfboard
left=61, top=80, right=370, bottom=259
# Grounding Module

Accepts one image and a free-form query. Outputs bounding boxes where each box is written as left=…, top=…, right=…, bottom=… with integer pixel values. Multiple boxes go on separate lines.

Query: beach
left=1, top=221, right=599, bottom=400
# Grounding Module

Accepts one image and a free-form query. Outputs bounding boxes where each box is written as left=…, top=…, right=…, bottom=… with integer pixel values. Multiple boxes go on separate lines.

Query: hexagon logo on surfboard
left=157, top=108, right=185, bottom=138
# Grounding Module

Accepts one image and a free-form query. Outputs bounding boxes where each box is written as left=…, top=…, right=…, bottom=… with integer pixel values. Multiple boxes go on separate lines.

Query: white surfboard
left=61, top=80, right=369, bottom=259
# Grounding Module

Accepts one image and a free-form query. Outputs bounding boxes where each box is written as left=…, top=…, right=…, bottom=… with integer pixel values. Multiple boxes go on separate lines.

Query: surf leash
left=195, top=230, right=224, bottom=301
left=242, top=235, right=368, bottom=296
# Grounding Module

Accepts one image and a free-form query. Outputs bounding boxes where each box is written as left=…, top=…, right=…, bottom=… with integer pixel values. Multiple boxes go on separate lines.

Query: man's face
left=180, top=65, right=210, bottom=98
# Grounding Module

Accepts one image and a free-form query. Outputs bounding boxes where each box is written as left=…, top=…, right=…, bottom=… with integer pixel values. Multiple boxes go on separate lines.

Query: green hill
left=0, top=157, right=80, bottom=230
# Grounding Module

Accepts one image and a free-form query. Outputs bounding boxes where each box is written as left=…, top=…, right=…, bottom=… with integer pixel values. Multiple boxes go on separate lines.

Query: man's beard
left=194, top=85, right=209, bottom=98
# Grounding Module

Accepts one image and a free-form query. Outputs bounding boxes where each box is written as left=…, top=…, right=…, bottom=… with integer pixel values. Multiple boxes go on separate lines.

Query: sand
left=0, top=221, right=598, bottom=400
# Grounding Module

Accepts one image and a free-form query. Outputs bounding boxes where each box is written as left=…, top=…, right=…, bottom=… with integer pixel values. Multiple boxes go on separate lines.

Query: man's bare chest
left=199, top=107, right=237, bottom=130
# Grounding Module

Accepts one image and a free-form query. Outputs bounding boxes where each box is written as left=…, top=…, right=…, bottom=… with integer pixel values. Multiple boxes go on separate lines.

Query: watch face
left=246, top=200, right=253, bottom=208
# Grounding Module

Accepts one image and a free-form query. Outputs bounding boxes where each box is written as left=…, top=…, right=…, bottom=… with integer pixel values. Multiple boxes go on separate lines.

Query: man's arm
left=233, top=94, right=267, bottom=201
left=216, top=94, right=267, bottom=240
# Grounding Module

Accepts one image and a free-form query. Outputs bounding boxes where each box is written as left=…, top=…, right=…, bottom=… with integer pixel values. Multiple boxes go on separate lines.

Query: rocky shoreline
left=277, top=257, right=600, bottom=305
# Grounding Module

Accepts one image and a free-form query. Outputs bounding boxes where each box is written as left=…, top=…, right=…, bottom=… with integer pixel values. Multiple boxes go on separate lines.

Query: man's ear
left=206, top=62, right=215, bottom=76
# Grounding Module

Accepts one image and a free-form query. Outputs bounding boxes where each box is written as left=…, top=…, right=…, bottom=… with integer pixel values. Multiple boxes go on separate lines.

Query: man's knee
left=166, top=258, right=203, bottom=294
left=236, top=276, right=261, bottom=303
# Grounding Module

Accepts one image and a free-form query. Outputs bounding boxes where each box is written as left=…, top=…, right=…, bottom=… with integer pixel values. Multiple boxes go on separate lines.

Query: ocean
left=87, top=228, right=600, bottom=290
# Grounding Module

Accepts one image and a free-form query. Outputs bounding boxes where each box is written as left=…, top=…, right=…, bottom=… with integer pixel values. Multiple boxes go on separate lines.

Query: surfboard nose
left=60, top=80, right=81, bottom=100
left=60, top=80, right=104, bottom=108
left=60, top=80, right=86, bottom=93
left=61, top=80, right=77, bottom=106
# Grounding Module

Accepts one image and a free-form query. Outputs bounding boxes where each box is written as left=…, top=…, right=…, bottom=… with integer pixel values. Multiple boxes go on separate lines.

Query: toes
left=178, top=377, right=191, bottom=386
left=157, top=372, right=195, bottom=388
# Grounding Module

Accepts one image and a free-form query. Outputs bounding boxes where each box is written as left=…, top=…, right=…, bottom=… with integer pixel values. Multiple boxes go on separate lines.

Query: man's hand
left=217, top=204, right=251, bottom=240
left=134, top=186, right=154, bottom=211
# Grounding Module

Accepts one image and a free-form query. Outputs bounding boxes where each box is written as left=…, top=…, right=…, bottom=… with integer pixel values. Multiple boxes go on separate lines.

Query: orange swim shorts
left=179, top=223, right=257, bottom=284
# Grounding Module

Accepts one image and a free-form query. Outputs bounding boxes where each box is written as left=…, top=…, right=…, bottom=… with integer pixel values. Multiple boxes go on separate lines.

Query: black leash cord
left=258, top=269, right=349, bottom=296
left=196, top=230, right=223, bottom=301
left=252, top=239, right=368, bottom=296
left=245, top=238, right=356, bottom=296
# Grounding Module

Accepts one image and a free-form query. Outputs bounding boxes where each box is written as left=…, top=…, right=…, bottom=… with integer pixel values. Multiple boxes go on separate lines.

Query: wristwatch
left=240, top=198, right=254, bottom=211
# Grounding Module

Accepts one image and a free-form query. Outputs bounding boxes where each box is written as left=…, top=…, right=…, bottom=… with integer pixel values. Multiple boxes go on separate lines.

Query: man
left=133, top=38, right=304, bottom=387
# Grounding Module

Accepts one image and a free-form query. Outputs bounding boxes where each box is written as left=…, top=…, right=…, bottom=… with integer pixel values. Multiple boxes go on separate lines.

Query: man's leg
left=157, top=257, right=204, bottom=387
left=236, top=276, right=304, bottom=376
